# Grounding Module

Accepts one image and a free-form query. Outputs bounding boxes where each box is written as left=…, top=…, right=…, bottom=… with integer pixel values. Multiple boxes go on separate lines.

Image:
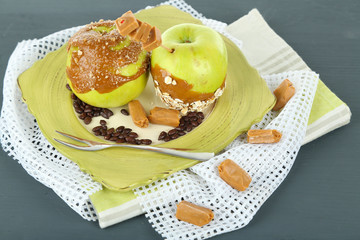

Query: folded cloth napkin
left=226, top=9, right=351, bottom=145
left=89, top=6, right=351, bottom=230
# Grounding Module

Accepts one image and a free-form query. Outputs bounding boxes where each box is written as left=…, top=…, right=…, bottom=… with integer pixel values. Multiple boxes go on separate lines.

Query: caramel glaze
left=151, top=64, right=226, bottom=103
left=66, top=20, right=150, bottom=94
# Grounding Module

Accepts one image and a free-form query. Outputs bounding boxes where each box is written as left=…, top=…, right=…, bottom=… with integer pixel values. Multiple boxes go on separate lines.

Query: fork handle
left=100, top=144, right=214, bottom=161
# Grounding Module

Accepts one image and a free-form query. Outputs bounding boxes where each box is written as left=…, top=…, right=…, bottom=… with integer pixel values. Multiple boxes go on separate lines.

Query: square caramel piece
left=218, top=159, right=252, bottom=191
left=247, top=129, right=282, bottom=144
left=115, top=10, right=139, bottom=36
left=128, top=100, right=149, bottom=128
left=143, top=26, right=162, bottom=51
left=129, top=20, right=152, bottom=43
left=148, top=107, right=180, bottom=127
left=273, top=79, right=295, bottom=111
left=176, top=201, right=214, bottom=227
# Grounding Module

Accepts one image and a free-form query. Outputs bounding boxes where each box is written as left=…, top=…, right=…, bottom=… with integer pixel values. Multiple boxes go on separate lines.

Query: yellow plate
left=18, top=5, right=275, bottom=191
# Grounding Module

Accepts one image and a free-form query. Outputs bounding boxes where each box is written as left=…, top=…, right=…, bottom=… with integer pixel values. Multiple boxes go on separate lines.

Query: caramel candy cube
left=247, top=129, right=282, bottom=144
left=143, top=26, right=162, bottom=51
left=176, top=201, right=214, bottom=227
left=218, top=159, right=252, bottom=191
left=148, top=107, right=180, bottom=127
left=129, top=20, right=152, bottom=43
left=272, top=79, right=295, bottom=111
left=140, top=22, right=152, bottom=43
left=129, top=20, right=143, bottom=41
left=115, top=10, right=139, bottom=36
left=128, top=100, right=149, bottom=128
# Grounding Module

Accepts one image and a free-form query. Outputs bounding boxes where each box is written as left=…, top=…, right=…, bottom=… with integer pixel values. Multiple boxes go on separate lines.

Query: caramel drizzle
left=151, top=64, right=225, bottom=103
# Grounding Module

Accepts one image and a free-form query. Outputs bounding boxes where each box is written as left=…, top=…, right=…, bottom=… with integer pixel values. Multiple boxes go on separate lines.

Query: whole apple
left=151, top=23, right=227, bottom=112
left=66, top=20, right=149, bottom=108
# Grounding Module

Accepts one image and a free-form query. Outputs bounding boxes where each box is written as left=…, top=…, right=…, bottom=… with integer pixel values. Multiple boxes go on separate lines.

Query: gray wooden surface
left=0, top=0, right=359, bottom=239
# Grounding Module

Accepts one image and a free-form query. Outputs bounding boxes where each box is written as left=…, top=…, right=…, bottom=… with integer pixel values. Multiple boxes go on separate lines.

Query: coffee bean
left=100, top=111, right=109, bottom=119
left=110, top=137, right=118, bottom=142
left=128, top=132, right=138, bottom=138
left=107, top=128, right=115, bottom=135
left=102, top=109, right=113, bottom=118
left=121, top=109, right=129, bottom=116
left=184, top=116, right=189, bottom=122
left=186, top=125, right=193, bottom=132
left=73, top=102, right=80, bottom=108
left=83, top=117, right=92, bottom=125
left=117, top=134, right=125, bottom=139
left=158, top=131, right=167, bottom=140
left=196, top=112, right=204, bottom=119
left=66, top=84, right=71, bottom=91
left=168, top=129, right=177, bottom=136
left=100, top=120, right=107, bottom=126
left=141, top=139, right=152, bottom=145
left=164, top=136, right=171, bottom=142
left=178, top=131, right=186, bottom=136
left=197, top=118, right=203, bottom=124
left=93, top=111, right=100, bottom=117
left=190, top=116, right=198, bottom=122
left=180, top=125, right=187, bottom=131
left=84, top=108, right=92, bottom=113
left=125, top=136, right=136, bottom=144
left=135, top=139, right=142, bottom=145
left=191, top=121, right=199, bottom=127
left=94, top=131, right=101, bottom=136
left=100, top=129, right=107, bottom=136
left=74, top=107, right=83, bottom=114
left=188, top=112, right=197, bottom=117
left=171, top=133, right=179, bottom=139
left=102, top=125, right=107, bottom=131
left=123, top=128, right=132, bottom=134
left=92, top=126, right=103, bottom=132
left=116, top=138, right=125, bottom=143
left=104, top=134, right=111, bottom=140
left=71, top=93, right=77, bottom=100
left=112, top=132, right=121, bottom=137
left=116, top=126, right=124, bottom=133
left=79, top=113, right=87, bottom=120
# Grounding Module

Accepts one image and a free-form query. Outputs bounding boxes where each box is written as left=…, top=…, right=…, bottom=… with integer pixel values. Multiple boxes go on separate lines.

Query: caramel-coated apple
left=66, top=20, right=149, bottom=108
left=150, top=23, right=227, bottom=112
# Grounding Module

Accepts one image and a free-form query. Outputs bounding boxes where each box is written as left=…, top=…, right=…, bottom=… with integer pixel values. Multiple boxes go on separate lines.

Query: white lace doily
left=0, top=0, right=243, bottom=222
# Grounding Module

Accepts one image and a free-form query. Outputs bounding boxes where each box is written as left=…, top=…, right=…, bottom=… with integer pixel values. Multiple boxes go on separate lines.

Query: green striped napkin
left=90, top=8, right=351, bottom=228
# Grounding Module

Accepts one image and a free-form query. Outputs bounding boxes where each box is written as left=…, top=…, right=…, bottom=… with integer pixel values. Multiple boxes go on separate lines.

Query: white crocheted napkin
left=134, top=70, right=319, bottom=239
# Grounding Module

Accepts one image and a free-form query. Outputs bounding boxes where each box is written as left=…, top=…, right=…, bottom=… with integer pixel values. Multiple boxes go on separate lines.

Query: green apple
left=66, top=25, right=149, bottom=108
left=151, top=23, right=227, bottom=94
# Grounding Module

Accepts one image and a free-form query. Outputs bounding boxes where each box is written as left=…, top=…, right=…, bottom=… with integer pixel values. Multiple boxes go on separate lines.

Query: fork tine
left=56, top=130, right=106, bottom=146
left=55, top=130, right=93, bottom=145
left=53, top=138, right=93, bottom=150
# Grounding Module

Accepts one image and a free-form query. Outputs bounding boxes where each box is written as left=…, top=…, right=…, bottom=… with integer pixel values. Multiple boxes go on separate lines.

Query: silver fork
left=53, top=131, right=214, bottom=161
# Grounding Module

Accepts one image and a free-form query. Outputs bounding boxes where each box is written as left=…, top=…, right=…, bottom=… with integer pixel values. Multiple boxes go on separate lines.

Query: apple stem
left=161, top=44, right=174, bottom=53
